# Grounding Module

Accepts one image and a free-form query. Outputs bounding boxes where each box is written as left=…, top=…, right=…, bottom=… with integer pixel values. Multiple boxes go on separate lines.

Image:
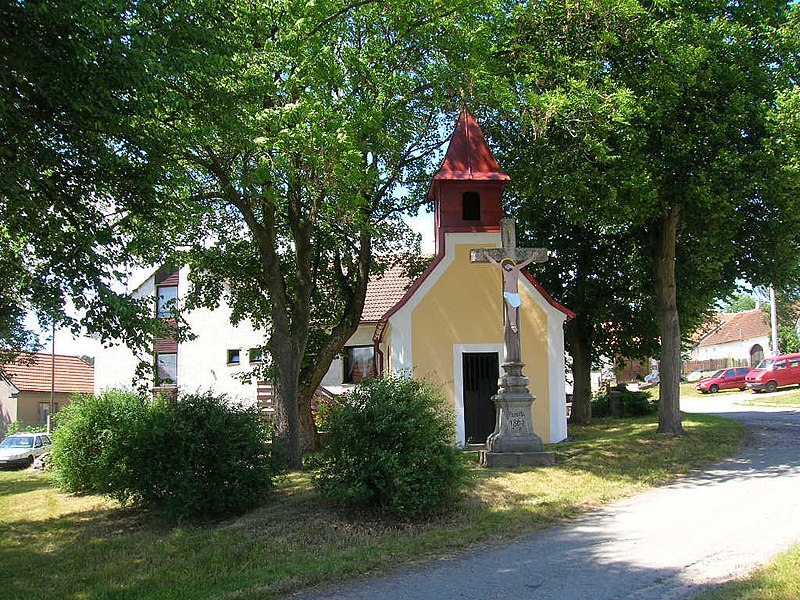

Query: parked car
left=640, top=372, right=660, bottom=389
left=0, top=432, right=52, bottom=469
left=696, top=367, right=751, bottom=394
left=686, top=369, right=714, bottom=382
left=746, top=353, right=800, bottom=393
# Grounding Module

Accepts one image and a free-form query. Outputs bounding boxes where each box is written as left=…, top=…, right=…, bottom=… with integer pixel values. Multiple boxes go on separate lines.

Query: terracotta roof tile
left=696, top=310, right=770, bottom=347
left=362, top=265, right=413, bottom=322
left=2, top=353, right=94, bottom=394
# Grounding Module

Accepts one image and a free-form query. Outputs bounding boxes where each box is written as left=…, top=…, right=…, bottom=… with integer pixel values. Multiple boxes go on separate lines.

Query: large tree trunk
left=298, top=391, right=319, bottom=452
left=652, top=207, right=684, bottom=435
left=566, top=318, right=593, bottom=425
left=272, top=352, right=304, bottom=468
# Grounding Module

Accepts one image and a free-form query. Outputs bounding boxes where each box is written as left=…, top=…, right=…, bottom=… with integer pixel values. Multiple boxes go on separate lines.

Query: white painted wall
left=94, top=267, right=267, bottom=404
left=692, top=335, right=772, bottom=363
left=94, top=273, right=154, bottom=393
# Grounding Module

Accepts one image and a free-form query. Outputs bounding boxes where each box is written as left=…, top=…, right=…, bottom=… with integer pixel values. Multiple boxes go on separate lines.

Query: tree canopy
left=485, top=0, right=800, bottom=428
left=0, top=0, right=176, bottom=360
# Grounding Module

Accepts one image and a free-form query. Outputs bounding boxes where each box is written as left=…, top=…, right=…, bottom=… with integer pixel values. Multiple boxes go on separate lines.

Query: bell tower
left=428, top=109, right=510, bottom=254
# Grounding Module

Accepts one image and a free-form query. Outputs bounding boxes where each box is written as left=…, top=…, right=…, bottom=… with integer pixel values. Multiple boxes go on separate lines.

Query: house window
left=156, top=353, right=178, bottom=386
left=249, top=348, right=263, bottom=363
left=343, top=346, right=376, bottom=383
left=156, top=285, right=178, bottom=318
left=37, top=402, right=58, bottom=424
left=462, top=191, right=481, bottom=221
left=227, top=349, right=241, bottom=365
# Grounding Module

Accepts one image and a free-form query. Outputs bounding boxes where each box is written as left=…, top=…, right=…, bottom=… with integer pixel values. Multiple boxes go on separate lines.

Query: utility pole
left=770, top=285, right=779, bottom=356
left=49, top=321, right=55, bottom=433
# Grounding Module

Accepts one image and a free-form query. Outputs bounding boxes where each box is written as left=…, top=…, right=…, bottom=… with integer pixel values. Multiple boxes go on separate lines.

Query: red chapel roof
left=432, top=109, right=510, bottom=183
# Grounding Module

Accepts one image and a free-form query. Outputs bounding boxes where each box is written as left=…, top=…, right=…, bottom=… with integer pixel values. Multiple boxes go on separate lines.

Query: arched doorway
left=750, top=344, right=764, bottom=367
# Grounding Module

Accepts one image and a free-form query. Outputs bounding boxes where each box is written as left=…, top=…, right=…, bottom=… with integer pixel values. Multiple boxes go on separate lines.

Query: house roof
left=696, top=310, right=770, bottom=347
left=431, top=109, right=510, bottom=184
left=1, top=353, right=94, bottom=394
left=362, top=264, right=415, bottom=323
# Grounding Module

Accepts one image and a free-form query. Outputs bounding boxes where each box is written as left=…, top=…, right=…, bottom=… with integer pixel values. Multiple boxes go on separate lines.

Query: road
left=295, top=393, right=800, bottom=599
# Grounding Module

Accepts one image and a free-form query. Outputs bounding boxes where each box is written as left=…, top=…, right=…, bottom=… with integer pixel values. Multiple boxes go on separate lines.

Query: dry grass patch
left=0, top=413, right=743, bottom=600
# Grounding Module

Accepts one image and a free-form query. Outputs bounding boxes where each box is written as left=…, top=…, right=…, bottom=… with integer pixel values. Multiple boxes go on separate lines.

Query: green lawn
left=0, top=414, right=743, bottom=600
left=696, top=544, right=800, bottom=599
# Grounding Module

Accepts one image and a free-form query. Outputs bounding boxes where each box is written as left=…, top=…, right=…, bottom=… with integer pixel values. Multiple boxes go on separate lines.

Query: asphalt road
left=295, top=393, right=800, bottom=600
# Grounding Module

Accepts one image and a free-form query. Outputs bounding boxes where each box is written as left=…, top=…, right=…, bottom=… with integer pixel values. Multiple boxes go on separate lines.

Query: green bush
left=5, top=421, right=48, bottom=435
left=51, top=389, right=278, bottom=520
left=51, top=390, right=146, bottom=494
left=591, top=387, right=657, bottom=418
left=313, top=377, right=469, bottom=516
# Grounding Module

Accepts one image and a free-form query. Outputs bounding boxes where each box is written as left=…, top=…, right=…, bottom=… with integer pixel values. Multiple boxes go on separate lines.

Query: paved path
left=296, top=394, right=800, bottom=599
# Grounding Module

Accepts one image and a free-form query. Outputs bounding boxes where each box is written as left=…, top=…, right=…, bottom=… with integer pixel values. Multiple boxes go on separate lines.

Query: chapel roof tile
left=362, top=264, right=414, bottom=322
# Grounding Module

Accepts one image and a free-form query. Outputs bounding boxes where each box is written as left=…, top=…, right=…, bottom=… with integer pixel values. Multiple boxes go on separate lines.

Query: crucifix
left=470, top=218, right=554, bottom=465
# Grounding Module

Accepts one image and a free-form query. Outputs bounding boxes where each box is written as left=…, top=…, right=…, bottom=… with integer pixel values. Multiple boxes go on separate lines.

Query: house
left=94, top=110, right=573, bottom=444
left=94, top=267, right=268, bottom=404
left=0, top=353, right=94, bottom=433
left=687, top=309, right=773, bottom=371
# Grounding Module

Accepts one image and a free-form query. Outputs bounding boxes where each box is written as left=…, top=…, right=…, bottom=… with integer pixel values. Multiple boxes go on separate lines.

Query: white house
left=689, top=309, right=772, bottom=368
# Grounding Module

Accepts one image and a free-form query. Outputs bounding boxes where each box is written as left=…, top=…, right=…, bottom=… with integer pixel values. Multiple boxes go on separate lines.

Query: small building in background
left=0, top=353, right=94, bottom=433
left=686, top=309, right=772, bottom=372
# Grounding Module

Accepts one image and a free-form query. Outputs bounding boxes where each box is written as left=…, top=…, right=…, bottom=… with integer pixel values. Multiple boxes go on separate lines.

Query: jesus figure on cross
left=487, top=255, right=536, bottom=333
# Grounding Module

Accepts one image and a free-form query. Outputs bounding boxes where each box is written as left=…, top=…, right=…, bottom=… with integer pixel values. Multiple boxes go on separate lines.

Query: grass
left=737, top=386, right=800, bottom=407
left=650, top=382, right=800, bottom=405
left=696, top=544, right=800, bottom=599
left=0, top=414, right=743, bottom=600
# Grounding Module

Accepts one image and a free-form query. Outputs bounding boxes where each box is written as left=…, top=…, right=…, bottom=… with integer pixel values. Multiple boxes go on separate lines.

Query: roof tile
left=696, top=309, right=770, bottom=347
left=2, top=353, right=94, bottom=394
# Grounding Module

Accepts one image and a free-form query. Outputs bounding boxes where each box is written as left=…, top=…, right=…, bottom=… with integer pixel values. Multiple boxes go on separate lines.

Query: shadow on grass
left=0, top=471, right=54, bottom=496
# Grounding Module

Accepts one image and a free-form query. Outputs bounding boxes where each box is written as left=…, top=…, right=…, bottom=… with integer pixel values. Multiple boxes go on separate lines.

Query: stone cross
left=470, top=217, right=554, bottom=467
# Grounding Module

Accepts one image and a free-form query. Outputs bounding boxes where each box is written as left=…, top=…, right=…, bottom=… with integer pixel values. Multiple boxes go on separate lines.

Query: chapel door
left=462, top=352, right=499, bottom=443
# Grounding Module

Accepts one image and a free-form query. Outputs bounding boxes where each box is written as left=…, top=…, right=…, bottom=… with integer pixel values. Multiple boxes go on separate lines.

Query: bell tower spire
left=428, top=109, right=510, bottom=254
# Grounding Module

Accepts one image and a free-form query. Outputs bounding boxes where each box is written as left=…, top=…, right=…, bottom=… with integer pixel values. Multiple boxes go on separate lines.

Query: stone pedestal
left=479, top=358, right=554, bottom=468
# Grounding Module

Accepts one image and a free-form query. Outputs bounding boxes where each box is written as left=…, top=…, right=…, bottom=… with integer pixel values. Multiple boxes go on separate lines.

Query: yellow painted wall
left=410, top=242, right=552, bottom=441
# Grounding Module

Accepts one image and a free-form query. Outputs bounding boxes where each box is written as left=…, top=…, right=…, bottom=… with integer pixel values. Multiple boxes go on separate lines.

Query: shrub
left=5, top=421, right=47, bottom=435
left=51, top=389, right=278, bottom=520
left=50, top=389, right=147, bottom=494
left=313, top=377, right=469, bottom=516
left=591, top=387, right=657, bottom=418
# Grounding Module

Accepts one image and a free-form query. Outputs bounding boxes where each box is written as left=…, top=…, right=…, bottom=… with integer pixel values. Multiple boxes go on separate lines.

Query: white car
left=0, top=432, right=52, bottom=469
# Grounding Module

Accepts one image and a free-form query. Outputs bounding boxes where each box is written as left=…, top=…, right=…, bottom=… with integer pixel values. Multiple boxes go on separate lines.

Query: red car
left=696, top=367, right=751, bottom=394
left=746, top=353, right=800, bottom=393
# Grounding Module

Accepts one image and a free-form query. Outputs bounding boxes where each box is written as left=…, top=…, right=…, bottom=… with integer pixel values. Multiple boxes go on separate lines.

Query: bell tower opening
left=462, top=191, right=481, bottom=221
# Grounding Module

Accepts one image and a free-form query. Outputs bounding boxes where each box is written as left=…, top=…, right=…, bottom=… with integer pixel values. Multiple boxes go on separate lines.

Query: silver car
left=0, top=433, right=52, bottom=469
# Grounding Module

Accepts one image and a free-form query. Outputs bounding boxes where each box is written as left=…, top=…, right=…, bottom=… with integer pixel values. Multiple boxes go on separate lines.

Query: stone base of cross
left=471, top=218, right=555, bottom=467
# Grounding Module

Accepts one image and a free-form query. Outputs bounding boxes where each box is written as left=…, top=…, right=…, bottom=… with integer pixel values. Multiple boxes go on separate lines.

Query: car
left=696, top=367, right=751, bottom=393
left=686, top=369, right=714, bottom=382
left=0, top=432, right=52, bottom=469
left=746, top=353, right=800, bottom=393
left=640, top=372, right=660, bottom=389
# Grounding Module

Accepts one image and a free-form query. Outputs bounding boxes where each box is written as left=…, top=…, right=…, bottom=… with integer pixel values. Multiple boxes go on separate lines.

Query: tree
left=718, top=291, right=757, bottom=314
left=129, top=0, right=478, bottom=467
left=0, top=0, right=176, bottom=360
left=488, top=0, right=800, bottom=431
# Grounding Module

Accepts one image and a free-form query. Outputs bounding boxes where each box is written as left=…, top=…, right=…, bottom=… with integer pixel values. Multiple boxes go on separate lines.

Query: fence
left=682, top=358, right=751, bottom=374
